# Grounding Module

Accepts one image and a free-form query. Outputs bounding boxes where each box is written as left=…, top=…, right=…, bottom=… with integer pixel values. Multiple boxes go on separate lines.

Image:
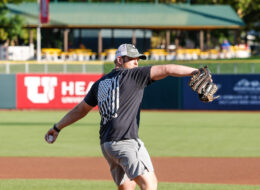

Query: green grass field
left=1, top=110, right=259, bottom=157
left=0, top=180, right=259, bottom=190
left=0, top=110, right=260, bottom=189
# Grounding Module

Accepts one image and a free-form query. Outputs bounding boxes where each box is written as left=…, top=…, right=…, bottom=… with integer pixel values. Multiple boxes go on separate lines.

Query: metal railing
left=0, top=61, right=104, bottom=74
left=0, top=61, right=260, bottom=74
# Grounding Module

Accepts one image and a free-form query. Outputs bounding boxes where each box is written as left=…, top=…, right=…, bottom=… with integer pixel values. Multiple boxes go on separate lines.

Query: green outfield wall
left=0, top=74, right=16, bottom=109
left=142, top=77, right=181, bottom=109
left=1, top=72, right=260, bottom=110
left=0, top=73, right=182, bottom=110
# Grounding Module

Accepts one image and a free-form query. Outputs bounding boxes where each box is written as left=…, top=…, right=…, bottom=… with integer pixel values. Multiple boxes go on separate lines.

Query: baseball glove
left=189, top=66, right=219, bottom=102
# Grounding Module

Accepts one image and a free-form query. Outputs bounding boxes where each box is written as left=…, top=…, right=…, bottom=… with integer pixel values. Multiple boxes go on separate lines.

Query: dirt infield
left=0, top=157, right=259, bottom=185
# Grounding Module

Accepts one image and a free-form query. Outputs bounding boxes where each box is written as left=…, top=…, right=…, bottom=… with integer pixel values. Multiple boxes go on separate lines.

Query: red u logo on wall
left=16, top=73, right=102, bottom=109
left=24, top=77, right=57, bottom=103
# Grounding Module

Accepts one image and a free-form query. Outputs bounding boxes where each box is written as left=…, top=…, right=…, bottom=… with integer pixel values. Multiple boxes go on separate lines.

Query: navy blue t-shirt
left=84, top=66, right=153, bottom=144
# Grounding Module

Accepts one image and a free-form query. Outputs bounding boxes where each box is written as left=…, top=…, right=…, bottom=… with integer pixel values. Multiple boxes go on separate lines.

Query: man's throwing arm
left=150, top=64, right=198, bottom=81
left=44, top=101, right=94, bottom=143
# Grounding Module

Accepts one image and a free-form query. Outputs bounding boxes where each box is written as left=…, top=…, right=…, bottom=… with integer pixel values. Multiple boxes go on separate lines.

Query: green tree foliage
left=0, top=0, right=34, bottom=45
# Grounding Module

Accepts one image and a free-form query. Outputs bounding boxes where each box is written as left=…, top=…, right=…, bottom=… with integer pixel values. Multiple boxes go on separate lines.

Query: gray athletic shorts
left=101, top=138, right=154, bottom=186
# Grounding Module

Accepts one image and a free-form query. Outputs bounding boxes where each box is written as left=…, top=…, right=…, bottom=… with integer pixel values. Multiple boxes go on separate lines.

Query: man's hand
left=44, top=125, right=60, bottom=144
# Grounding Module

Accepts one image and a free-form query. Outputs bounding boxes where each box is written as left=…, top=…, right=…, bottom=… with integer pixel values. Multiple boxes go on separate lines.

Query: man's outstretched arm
left=44, top=100, right=93, bottom=143
left=150, top=64, right=198, bottom=81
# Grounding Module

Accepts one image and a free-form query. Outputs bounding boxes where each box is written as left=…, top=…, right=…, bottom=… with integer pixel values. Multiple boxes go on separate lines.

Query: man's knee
left=134, top=171, right=158, bottom=190
left=118, top=178, right=136, bottom=190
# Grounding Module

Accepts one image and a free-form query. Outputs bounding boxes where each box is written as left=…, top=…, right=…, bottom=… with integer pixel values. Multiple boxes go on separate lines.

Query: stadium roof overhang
left=7, top=3, right=245, bottom=30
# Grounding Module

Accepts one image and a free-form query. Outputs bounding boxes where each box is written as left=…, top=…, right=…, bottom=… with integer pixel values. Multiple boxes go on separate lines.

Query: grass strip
left=0, top=179, right=259, bottom=190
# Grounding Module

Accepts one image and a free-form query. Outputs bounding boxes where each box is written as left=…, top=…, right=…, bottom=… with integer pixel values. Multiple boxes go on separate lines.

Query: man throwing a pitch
left=45, top=44, right=218, bottom=190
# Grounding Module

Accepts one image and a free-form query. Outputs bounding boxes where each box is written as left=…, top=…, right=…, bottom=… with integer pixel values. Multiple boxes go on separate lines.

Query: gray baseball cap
left=115, top=44, right=146, bottom=60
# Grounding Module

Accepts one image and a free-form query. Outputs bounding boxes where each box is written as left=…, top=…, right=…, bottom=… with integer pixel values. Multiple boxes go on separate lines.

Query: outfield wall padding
left=16, top=73, right=102, bottom=109
left=2, top=73, right=260, bottom=110
left=0, top=74, right=16, bottom=109
left=142, top=77, right=181, bottom=109
left=182, top=74, right=260, bottom=110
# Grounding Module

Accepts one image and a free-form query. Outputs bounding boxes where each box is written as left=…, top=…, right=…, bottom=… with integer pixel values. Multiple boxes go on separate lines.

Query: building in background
left=4, top=2, right=244, bottom=60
